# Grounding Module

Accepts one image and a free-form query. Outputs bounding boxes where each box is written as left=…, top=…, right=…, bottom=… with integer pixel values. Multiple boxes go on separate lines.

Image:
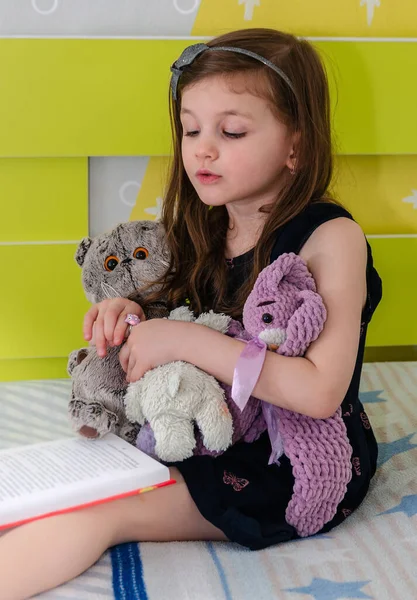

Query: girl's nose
left=195, top=137, right=219, bottom=161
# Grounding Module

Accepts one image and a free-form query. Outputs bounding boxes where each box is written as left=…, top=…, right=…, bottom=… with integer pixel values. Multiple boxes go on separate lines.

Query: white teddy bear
left=124, top=307, right=234, bottom=462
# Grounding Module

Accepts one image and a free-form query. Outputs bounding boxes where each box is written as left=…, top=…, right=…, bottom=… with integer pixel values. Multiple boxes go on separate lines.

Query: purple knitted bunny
left=238, top=253, right=352, bottom=537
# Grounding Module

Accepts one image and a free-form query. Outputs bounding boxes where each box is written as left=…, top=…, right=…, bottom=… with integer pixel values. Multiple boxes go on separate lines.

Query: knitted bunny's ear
left=278, top=289, right=327, bottom=357
left=254, top=253, right=316, bottom=297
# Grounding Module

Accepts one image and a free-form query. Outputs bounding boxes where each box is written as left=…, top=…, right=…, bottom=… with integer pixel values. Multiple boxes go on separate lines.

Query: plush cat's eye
left=262, top=313, right=274, bottom=324
left=133, top=247, right=149, bottom=260
left=104, top=255, right=119, bottom=271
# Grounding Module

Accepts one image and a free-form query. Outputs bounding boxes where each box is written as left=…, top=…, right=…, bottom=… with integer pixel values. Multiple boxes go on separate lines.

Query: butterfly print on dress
left=223, top=470, right=250, bottom=492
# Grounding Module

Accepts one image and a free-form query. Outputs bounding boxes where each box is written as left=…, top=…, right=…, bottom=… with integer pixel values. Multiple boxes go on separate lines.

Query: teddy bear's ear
left=139, top=220, right=165, bottom=241
left=151, top=221, right=170, bottom=262
left=278, top=290, right=327, bottom=357
left=195, top=310, right=231, bottom=333
left=75, top=237, right=93, bottom=267
left=168, top=306, right=195, bottom=322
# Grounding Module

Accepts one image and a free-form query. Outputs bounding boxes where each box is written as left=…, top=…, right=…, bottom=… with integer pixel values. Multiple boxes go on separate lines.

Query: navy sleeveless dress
left=173, top=202, right=382, bottom=550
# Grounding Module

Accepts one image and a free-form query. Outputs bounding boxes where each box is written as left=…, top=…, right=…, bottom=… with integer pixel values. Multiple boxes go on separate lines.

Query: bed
left=1, top=361, right=416, bottom=600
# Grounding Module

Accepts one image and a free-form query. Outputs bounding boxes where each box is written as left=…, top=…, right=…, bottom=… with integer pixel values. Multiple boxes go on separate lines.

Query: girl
left=0, top=28, right=381, bottom=599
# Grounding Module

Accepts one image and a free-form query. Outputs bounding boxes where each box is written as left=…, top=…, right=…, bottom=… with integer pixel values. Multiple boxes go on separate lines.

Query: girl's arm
left=175, top=217, right=367, bottom=419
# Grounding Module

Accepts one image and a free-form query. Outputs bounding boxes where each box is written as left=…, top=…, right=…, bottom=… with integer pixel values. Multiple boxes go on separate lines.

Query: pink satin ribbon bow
left=231, top=337, right=284, bottom=465
left=231, top=337, right=267, bottom=410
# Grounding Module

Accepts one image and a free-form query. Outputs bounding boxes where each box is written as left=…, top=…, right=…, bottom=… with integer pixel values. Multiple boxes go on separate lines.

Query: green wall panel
left=367, top=238, right=417, bottom=347
left=0, top=39, right=415, bottom=157
left=0, top=158, right=87, bottom=242
left=0, top=244, right=90, bottom=361
left=0, top=358, right=69, bottom=383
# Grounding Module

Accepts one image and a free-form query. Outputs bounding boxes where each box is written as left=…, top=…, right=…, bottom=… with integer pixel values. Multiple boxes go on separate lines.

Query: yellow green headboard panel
left=0, top=244, right=89, bottom=361
left=131, top=155, right=417, bottom=234
left=0, top=358, right=70, bottom=383
left=333, top=155, right=417, bottom=234
left=367, top=238, right=417, bottom=347
left=0, top=39, right=416, bottom=157
left=0, top=158, right=87, bottom=242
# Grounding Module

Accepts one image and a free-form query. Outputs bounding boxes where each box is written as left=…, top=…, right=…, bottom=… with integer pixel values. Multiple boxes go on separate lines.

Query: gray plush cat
left=67, top=220, right=170, bottom=443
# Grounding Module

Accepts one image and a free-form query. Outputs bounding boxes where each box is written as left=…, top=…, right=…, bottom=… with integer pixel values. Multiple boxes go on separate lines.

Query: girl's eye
left=104, top=255, right=119, bottom=271
left=224, top=131, right=246, bottom=139
left=133, top=247, right=149, bottom=260
left=184, top=131, right=246, bottom=138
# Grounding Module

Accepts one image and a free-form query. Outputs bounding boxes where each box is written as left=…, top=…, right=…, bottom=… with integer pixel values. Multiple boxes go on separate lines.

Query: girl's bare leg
left=0, top=468, right=226, bottom=600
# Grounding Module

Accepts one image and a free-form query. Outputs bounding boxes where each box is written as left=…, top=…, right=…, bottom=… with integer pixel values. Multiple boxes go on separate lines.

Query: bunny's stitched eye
left=104, top=255, right=119, bottom=271
left=262, top=313, right=273, bottom=324
left=133, top=247, right=149, bottom=260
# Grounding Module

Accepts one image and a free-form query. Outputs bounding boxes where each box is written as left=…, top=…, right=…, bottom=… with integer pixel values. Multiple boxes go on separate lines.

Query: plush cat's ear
left=144, top=220, right=170, bottom=264
left=75, top=237, right=93, bottom=267
left=67, top=348, right=89, bottom=375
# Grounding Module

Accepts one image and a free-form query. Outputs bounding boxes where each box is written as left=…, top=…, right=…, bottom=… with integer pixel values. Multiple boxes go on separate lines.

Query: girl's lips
left=196, top=171, right=221, bottom=184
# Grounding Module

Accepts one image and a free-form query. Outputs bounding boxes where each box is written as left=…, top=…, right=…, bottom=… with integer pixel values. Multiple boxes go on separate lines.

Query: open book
left=0, top=433, right=175, bottom=530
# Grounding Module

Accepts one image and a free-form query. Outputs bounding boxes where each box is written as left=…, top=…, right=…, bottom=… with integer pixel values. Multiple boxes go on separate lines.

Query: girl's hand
left=119, top=319, right=182, bottom=383
left=83, top=297, right=146, bottom=357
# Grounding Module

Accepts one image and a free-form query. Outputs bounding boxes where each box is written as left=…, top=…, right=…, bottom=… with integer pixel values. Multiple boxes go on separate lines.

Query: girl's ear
left=286, top=131, right=301, bottom=172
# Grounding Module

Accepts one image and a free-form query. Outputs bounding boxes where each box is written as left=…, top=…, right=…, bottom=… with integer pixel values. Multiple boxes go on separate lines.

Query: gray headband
left=170, top=42, right=296, bottom=101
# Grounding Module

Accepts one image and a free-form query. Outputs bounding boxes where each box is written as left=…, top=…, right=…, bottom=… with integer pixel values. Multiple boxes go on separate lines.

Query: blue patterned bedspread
left=1, top=362, right=416, bottom=600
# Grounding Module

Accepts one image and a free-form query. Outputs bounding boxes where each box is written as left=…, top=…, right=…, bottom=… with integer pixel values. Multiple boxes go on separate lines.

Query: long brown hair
left=144, top=28, right=334, bottom=317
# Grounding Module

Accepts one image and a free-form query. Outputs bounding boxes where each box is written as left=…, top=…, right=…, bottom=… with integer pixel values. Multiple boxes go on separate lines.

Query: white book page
left=0, top=434, right=170, bottom=526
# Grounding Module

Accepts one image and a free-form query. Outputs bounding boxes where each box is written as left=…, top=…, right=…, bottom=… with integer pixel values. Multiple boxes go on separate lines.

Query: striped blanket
left=0, top=362, right=416, bottom=600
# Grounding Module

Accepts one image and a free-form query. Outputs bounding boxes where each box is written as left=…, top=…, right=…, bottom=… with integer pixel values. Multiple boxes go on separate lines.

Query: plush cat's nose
left=121, top=258, right=132, bottom=265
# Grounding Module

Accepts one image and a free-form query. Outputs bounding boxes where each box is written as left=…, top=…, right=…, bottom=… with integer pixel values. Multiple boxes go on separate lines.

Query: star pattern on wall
left=402, top=189, right=417, bottom=209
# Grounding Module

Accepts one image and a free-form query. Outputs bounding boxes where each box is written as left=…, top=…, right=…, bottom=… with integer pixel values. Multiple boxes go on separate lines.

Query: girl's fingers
left=128, top=362, right=144, bottom=384
left=103, top=304, right=122, bottom=344
left=136, top=305, right=146, bottom=322
left=83, top=305, right=99, bottom=340
left=113, top=302, right=145, bottom=346
left=119, top=344, right=129, bottom=372
left=94, top=316, right=107, bottom=357
left=126, top=351, right=137, bottom=383
left=83, top=299, right=146, bottom=357
left=90, top=323, right=97, bottom=346
left=114, top=312, right=131, bottom=346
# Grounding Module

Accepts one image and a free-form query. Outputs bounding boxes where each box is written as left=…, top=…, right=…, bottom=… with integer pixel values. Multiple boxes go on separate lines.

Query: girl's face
left=180, top=74, right=296, bottom=212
